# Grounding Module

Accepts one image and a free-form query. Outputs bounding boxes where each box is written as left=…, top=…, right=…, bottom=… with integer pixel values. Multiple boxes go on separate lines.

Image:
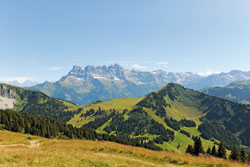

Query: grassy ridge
left=67, top=86, right=218, bottom=153
left=68, top=97, right=142, bottom=127
left=0, top=130, right=248, bottom=167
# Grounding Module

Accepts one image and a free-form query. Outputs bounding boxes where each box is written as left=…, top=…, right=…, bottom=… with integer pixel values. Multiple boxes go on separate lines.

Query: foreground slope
left=69, top=83, right=250, bottom=152
left=0, top=130, right=248, bottom=167
left=203, top=79, right=250, bottom=104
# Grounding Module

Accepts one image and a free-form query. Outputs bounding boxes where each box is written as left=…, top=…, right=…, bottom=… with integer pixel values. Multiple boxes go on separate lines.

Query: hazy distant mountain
left=203, top=79, right=250, bottom=104
left=29, top=64, right=250, bottom=105
left=185, top=70, right=250, bottom=90
left=0, top=78, right=37, bottom=87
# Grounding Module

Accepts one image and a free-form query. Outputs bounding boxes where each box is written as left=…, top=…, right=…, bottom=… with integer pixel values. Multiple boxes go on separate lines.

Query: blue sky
left=0, top=0, right=250, bottom=82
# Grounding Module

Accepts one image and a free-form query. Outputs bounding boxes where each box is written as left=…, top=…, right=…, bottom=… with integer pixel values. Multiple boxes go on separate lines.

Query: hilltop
left=68, top=83, right=250, bottom=152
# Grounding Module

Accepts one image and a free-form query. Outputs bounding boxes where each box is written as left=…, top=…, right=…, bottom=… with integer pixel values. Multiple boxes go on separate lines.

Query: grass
left=0, top=130, right=249, bottom=167
left=81, top=97, right=143, bottom=112
left=68, top=97, right=143, bottom=127
left=169, top=133, right=194, bottom=153
left=67, top=93, right=236, bottom=156
left=165, top=97, right=202, bottom=123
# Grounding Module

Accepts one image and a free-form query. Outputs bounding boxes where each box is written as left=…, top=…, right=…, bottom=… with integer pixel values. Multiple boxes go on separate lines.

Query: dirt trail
left=0, top=140, right=40, bottom=148
left=95, top=153, right=177, bottom=167
left=28, top=140, right=40, bottom=148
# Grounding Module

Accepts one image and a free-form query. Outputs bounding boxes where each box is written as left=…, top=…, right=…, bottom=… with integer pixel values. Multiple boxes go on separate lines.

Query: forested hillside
left=0, top=109, right=160, bottom=150
left=2, top=82, right=250, bottom=155
left=203, top=79, right=250, bottom=104
left=68, top=83, right=250, bottom=152
left=0, top=83, right=78, bottom=121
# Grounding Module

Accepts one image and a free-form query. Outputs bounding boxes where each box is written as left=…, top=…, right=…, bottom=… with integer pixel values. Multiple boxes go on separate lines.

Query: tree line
left=0, top=109, right=161, bottom=151
left=186, top=136, right=250, bottom=164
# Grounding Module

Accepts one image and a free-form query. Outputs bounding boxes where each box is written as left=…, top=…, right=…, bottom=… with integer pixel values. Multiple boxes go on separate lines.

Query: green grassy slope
left=67, top=83, right=250, bottom=153
left=3, top=83, right=250, bottom=154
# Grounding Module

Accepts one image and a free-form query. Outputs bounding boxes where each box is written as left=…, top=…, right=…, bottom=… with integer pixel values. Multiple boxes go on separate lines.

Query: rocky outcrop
left=0, top=84, right=17, bottom=110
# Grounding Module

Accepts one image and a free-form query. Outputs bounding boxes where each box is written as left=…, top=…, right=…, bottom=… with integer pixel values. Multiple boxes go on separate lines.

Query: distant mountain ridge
left=29, top=64, right=250, bottom=105
left=0, top=78, right=37, bottom=87
left=203, top=79, right=250, bottom=104
left=186, top=70, right=250, bottom=90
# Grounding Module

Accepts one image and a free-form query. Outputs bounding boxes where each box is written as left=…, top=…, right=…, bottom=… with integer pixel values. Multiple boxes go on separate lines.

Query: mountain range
left=28, top=64, right=250, bottom=105
left=203, top=79, right=250, bottom=104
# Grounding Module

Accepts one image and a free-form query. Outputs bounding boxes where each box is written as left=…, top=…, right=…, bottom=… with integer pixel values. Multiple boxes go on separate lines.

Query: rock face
left=29, top=64, right=202, bottom=105
left=0, top=84, right=16, bottom=110
left=29, top=64, right=250, bottom=105
left=0, top=84, right=17, bottom=99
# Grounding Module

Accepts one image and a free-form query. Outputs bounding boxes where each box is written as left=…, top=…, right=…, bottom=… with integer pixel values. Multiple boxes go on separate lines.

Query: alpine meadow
left=1, top=1, right=250, bottom=167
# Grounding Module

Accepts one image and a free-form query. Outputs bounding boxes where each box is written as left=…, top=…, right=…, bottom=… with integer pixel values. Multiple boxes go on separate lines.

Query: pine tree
left=217, top=141, right=227, bottom=159
left=240, top=148, right=247, bottom=163
left=211, top=145, right=217, bottom=156
left=206, top=147, right=212, bottom=155
left=229, top=145, right=240, bottom=161
left=186, top=144, right=194, bottom=154
left=193, top=136, right=203, bottom=156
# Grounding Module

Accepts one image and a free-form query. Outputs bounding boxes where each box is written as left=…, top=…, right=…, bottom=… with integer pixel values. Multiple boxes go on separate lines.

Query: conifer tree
left=206, top=147, right=211, bottom=155
left=240, top=148, right=247, bottom=163
left=229, top=145, right=240, bottom=161
left=217, top=141, right=227, bottom=159
left=186, top=144, right=194, bottom=154
left=193, top=136, right=203, bottom=156
left=211, top=145, right=217, bottom=156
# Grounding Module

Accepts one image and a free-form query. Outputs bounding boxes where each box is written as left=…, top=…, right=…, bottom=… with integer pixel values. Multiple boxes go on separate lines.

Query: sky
left=0, top=0, right=250, bottom=82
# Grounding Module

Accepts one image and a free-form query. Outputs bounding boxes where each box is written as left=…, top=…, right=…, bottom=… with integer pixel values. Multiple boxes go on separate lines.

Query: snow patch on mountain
left=0, top=77, right=37, bottom=87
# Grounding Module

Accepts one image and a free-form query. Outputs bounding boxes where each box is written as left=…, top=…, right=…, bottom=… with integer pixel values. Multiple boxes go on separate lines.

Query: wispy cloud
left=157, top=61, right=168, bottom=65
left=49, top=66, right=68, bottom=71
left=131, top=64, right=147, bottom=70
left=197, top=69, right=220, bottom=77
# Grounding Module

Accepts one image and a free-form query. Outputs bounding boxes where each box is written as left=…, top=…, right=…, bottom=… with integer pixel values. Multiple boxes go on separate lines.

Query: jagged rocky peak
left=108, top=64, right=123, bottom=70
left=69, top=65, right=84, bottom=73
left=66, top=64, right=126, bottom=80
